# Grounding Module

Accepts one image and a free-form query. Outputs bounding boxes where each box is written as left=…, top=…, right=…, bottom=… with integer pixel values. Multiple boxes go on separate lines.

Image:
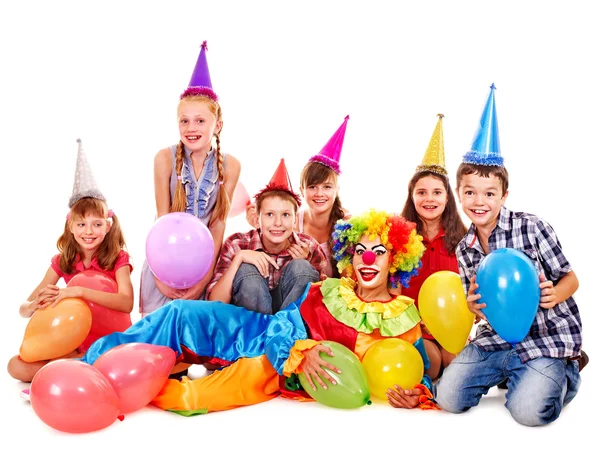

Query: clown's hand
left=300, top=344, right=342, bottom=391
left=387, top=385, right=423, bottom=409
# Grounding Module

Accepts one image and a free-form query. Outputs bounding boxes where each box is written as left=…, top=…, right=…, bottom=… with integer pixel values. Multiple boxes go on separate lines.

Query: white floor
left=2, top=359, right=597, bottom=454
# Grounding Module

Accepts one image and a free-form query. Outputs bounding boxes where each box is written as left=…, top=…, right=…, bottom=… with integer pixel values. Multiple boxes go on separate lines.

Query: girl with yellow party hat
left=400, top=114, right=467, bottom=380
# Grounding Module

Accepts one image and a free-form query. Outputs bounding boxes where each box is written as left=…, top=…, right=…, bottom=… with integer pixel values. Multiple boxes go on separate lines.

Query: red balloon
left=31, top=359, right=120, bottom=433
left=68, top=270, right=132, bottom=351
left=93, top=343, right=177, bottom=413
left=228, top=181, right=251, bottom=218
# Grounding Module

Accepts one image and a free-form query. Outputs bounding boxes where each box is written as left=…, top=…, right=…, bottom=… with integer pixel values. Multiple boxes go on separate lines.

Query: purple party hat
left=180, top=41, right=218, bottom=101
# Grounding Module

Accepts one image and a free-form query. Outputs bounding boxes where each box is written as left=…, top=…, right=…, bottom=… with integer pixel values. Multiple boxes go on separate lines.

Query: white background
left=0, top=1, right=597, bottom=452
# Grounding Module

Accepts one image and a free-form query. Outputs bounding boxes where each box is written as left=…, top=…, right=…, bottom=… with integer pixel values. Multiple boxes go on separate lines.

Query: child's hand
left=33, top=284, right=60, bottom=310
left=245, top=203, right=259, bottom=229
left=419, top=321, right=431, bottom=336
left=539, top=273, right=558, bottom=309
left=155, top=277, right=187, bottom=300
left=300, top=344, right=342, bottom=391
left=288, top=240, right=310, bottom=260
left=179, top=279, right=206, bottom=300
left=237, top=250, right=279, bottom=278
left=386, top=385, right=424, bottom=409
left=466, top=275, right=487, bottom=323
left=43, top=286, right=84, bottom=308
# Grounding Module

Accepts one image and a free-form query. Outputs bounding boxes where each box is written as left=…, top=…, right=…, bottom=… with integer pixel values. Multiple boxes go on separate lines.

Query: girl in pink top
left=8, top=144, right=134, bottom=382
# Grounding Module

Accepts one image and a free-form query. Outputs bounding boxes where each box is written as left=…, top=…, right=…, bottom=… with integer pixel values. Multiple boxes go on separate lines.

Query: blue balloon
left=476, top=248, right=540, bottom=345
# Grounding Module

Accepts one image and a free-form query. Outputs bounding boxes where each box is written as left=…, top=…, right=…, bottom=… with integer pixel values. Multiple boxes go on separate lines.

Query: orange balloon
left=20, top=298, right=92, bottom=362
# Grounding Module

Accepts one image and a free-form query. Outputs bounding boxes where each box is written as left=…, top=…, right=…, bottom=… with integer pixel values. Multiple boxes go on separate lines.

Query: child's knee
left=506, top=361, right=567, bottom=426
left=284, top=259, right=319, bottom=280
left=7, top=355, right=33, bottom=382
left=507, top=398, right=562, bottom=427
left=434, top=374, right=471, bottom=414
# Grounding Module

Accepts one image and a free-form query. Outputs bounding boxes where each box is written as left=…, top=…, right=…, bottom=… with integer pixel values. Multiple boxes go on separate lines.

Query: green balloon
left=298, top=341, right=371, bottom=409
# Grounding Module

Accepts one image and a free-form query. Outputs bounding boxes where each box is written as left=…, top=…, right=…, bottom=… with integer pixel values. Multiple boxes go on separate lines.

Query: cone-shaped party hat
left=180, top=41, right=218, bottom=101
left=309, top=115, right=349, bottom=174
left=254, top=158, right=302, bottom=206
left=69, top=139, right=106, bottom=208
left=416, top=113, right=447, bottom=175
left=462, top=83, right=503, bottom=166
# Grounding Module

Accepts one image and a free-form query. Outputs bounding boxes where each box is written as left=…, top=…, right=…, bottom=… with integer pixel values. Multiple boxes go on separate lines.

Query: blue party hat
left=180, top=41, right=218, bottom=101
left=462, top=83, right=503, bottom=166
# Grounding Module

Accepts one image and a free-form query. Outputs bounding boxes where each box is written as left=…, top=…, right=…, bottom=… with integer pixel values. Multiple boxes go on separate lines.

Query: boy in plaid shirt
left=207, top=159, right=327, bottom=314
left=435, top=85, right=585, bottom=426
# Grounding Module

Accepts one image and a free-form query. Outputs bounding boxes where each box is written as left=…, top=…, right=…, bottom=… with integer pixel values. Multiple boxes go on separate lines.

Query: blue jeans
left=435, top=344, right=581, bottom=426
left=232, top=260, right=320, bottom=314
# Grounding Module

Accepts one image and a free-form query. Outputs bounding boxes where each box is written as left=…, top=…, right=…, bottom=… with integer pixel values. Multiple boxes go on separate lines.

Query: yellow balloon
left=362, top=338, right=424, bottom=400
left=418, top=270, right=474, bottom=355
left=20, top=298, right=92, bottom=362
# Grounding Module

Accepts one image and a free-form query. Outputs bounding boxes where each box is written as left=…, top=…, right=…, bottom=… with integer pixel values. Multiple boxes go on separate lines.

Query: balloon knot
left=117, top=415, right=125, bottom=421
left=367, top=400, right=372, bottom=405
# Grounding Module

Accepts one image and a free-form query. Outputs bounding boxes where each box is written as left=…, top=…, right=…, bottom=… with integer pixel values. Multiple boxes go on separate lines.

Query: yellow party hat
left=416, top=114, right=447, bottom=176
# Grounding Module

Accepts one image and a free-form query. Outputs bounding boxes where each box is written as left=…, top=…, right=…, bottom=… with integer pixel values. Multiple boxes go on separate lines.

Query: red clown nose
left=362, top=250, right=376, bottom=266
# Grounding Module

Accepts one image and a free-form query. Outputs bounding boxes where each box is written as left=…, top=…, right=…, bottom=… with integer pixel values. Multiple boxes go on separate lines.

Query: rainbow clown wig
left=332, top=209, right=425, bottom=289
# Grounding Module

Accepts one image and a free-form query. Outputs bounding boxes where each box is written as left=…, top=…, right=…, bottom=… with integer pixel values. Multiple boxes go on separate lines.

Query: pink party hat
left=180, top=41, right=218, bottom=101
left=254, top=159, right=302, bottom=206
left=309, top=115, right=349, bottom=174
left=69, top=139, right=106, bottom=208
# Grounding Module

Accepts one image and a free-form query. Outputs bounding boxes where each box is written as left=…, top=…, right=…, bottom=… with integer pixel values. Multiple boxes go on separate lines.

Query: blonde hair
left=171, top=95, right=230, bottom=224
left=57, top=198, right=127, bottom=274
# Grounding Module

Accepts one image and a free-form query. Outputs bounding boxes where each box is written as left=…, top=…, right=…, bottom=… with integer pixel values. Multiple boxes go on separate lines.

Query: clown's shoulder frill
left=313, top=278, right=421, bottom=336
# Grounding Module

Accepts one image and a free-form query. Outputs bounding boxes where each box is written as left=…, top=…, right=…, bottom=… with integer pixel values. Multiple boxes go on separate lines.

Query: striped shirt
left=456, top=206, right=582, bottom=362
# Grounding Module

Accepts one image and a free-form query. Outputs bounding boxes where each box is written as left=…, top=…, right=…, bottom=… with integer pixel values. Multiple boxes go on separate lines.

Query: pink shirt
left=51, top=250, right=133, bottom=283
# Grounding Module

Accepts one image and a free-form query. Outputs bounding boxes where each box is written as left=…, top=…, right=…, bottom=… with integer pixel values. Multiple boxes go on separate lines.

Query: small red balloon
left=228, top=181, right=251, bottom=218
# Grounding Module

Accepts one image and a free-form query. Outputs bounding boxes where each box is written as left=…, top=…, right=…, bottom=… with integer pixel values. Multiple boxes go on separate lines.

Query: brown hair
left=58, top=197, right=127, bottom=274
left=256, top=190, right=299, bottom=214
left=171, top=95, right=230, bottom=224
left=456, top=163, right=509, bottom=195
left=401, top=171, right=467, bottom=254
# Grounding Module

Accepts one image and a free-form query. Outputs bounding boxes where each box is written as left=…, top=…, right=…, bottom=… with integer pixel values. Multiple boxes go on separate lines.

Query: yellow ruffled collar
left=338, top=277, right=415, bottom=320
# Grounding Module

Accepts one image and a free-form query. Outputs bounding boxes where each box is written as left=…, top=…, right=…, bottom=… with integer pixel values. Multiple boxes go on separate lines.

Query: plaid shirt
left=206, top=229, right=327, bottom=295
left=456, top=206, right=582, bottom=362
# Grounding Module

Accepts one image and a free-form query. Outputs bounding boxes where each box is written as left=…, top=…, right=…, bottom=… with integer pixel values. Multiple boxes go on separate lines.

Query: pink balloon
left=31, top=359, right=120, bottom=433
left=145, top=212, right=215, bottom=289
left=93, top=343, right=177, bottom=414
left=228, top=181, right=251, bottom=218
left=68, top=270, right=132, bottom=352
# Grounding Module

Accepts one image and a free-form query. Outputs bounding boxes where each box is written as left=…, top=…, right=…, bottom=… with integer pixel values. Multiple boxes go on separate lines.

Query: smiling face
left=456, top=173, right=508, bottom=231
left=352, top=234, right=390, bottom=292
left=412, top=174, right=448, bottom=224
left=303, top=177, right=338, bottom=215
left=300, top=162, right=340, bottom=216
left=69, top=212, right=111, bottom=255
left=177, top=98, right=222, bottom=154
left=258, top=195, right=297, bottom=252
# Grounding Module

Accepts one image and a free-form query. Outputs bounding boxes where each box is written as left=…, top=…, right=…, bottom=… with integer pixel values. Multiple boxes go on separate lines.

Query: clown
left=80, top=210, right=436, bottom=413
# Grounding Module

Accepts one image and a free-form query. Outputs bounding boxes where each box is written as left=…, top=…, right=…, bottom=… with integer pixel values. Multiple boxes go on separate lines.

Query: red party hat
left=254, top=159, right=302, bottom=206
